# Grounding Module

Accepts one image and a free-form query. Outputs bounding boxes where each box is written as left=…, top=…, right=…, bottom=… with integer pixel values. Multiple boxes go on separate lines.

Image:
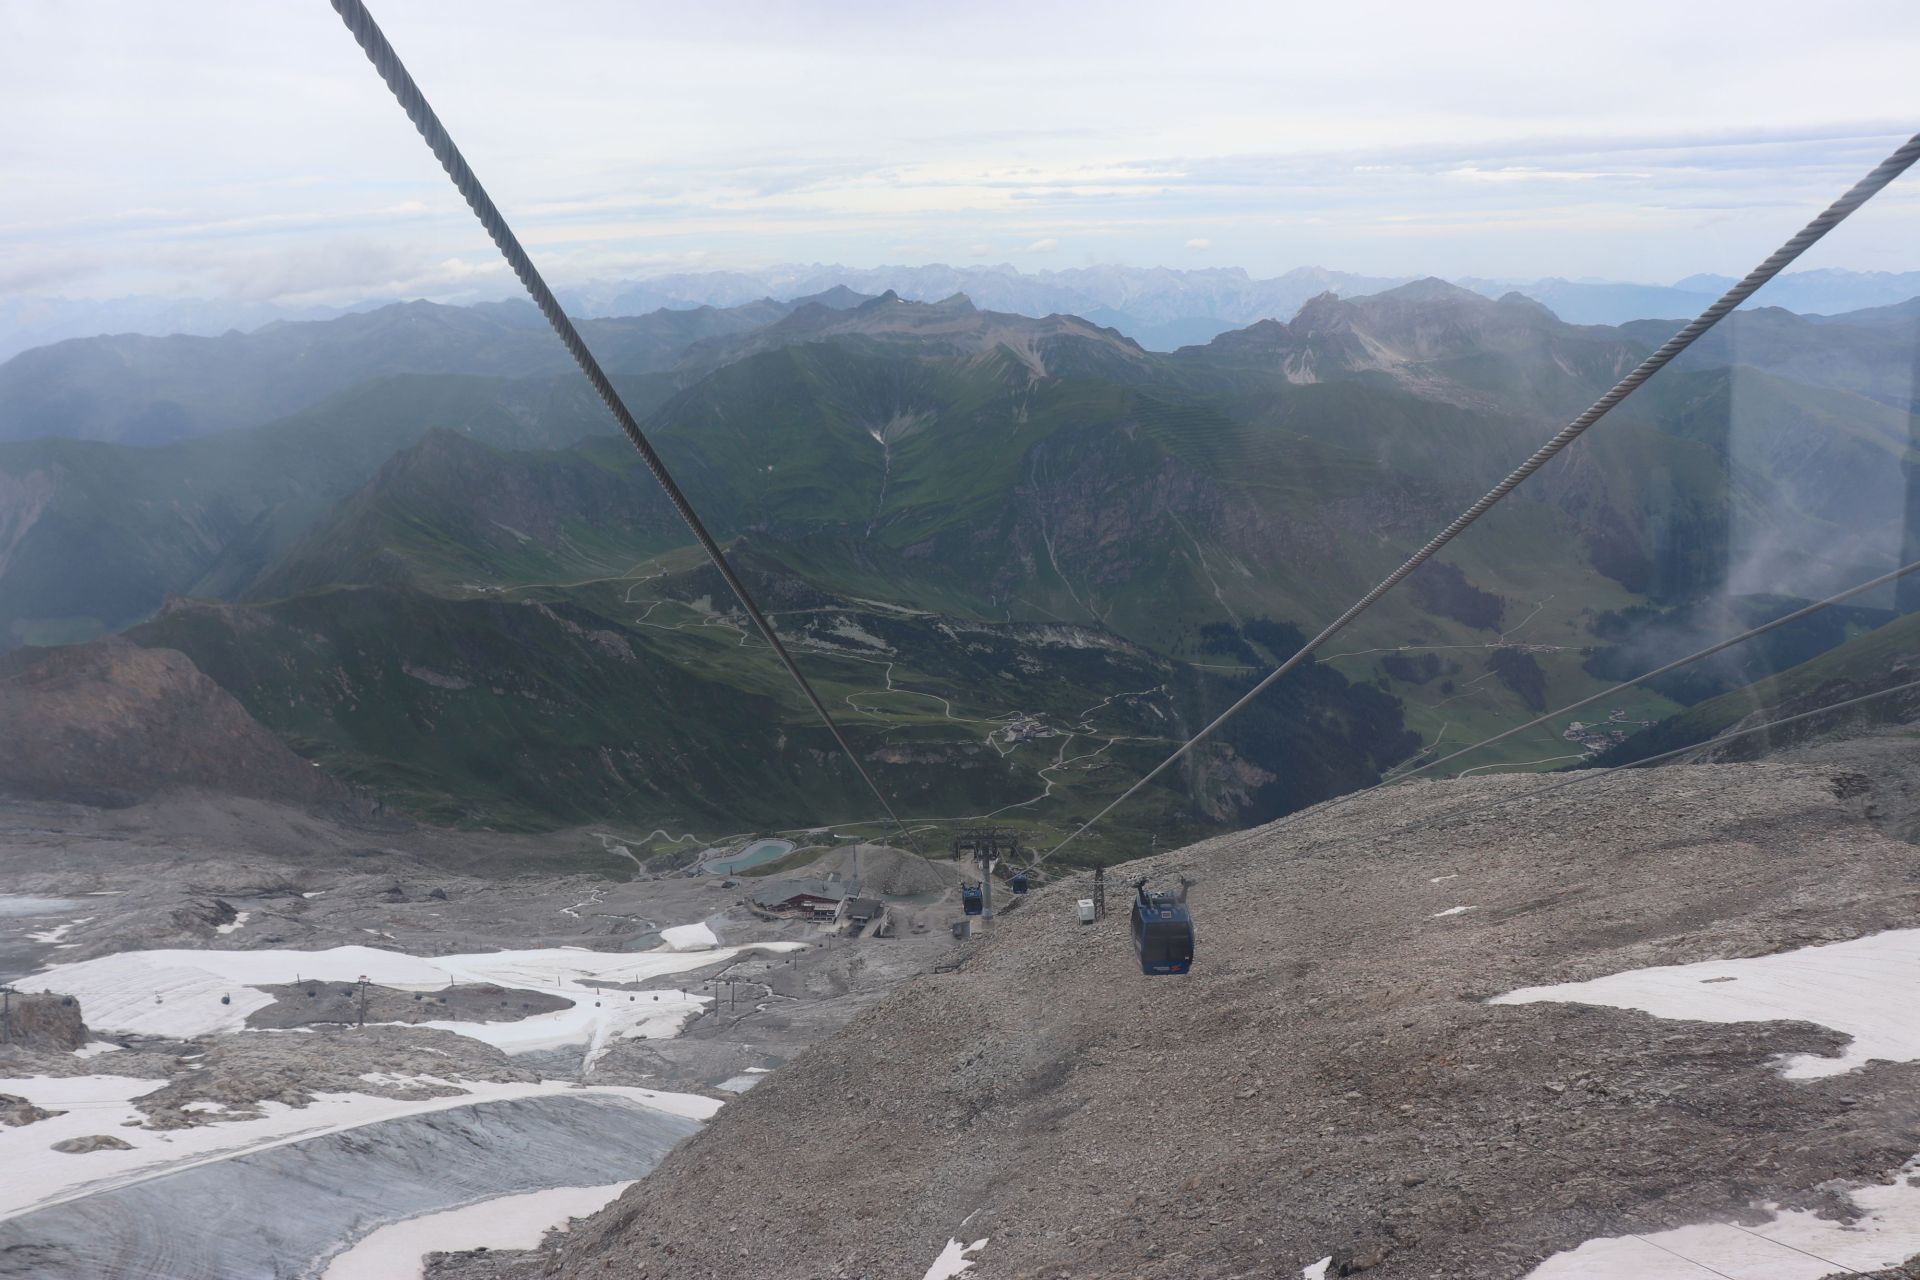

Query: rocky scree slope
left=0, top=636, right=353, bottom=810
left=511, top=747, right=1920, bottom=1279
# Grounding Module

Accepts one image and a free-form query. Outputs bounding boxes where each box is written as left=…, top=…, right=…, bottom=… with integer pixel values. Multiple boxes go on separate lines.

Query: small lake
left=703, top=839, right=796, bottom=876
left=0, top=895, right=83, bottom=918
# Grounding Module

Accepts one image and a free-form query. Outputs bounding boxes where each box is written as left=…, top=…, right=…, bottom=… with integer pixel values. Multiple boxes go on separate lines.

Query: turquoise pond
left=703, top=839, right=797, bottom=875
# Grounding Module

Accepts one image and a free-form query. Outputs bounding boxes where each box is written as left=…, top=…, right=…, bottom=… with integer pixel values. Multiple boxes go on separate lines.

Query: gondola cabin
left=1130, top=884, right=1193, bottom=975
left=1008, top=872, right=1029, bottom=895
left=960, top=882, right=984, bottom=916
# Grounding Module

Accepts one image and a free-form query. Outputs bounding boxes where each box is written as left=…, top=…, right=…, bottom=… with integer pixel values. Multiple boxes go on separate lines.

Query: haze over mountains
left=0, top=271, right=1914, bottom=854
left=9, top=262, right=1920, bottom=361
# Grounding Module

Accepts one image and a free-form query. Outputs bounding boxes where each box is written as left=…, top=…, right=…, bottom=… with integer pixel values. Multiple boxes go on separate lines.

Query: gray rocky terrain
left=441, top=729, right=1920, bottom=1279
left=0, top=786, right=968, bottom=1277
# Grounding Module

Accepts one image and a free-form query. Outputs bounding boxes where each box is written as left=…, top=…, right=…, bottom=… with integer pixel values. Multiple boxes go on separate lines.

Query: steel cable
left=1371, top=675, right=1920, bottom=847
left=1211, top=557, right=1920, bottom=859
left=1041, top=128, right=1920, bottom=863
left=326, top=0, right=919, bottom=851
left=1105, top=672, right=1920, bottom=893
left=1389, top=557, right=1920, bottom=783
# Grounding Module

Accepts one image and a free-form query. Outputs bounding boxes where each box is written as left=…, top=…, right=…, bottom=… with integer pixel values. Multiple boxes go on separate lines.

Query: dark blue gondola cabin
left=1130, top=884, right=1193, bottom=975
left=1008, top=872, right=1029, bottom=895
left=960, top=882, right=984, bottom=916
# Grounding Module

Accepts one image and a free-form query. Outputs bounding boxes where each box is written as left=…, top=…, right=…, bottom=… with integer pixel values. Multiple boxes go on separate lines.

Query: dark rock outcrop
left=3, top=991, right=88, bottom=1052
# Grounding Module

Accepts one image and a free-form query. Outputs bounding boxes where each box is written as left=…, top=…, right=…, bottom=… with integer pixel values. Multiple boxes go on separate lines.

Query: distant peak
left=1289, top=291, right=1351, bottom=324
left=1375, top=277, right=1484, bottom=304
left=1496, top=291, right=1557, bottom=318
left=788, top=285, right=872, bottom=311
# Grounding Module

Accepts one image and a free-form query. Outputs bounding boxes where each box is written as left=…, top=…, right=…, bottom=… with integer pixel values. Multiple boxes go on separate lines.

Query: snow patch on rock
left=658, top=921, right=719, bottom=951
left=1526, top=1157, right=1920, bottom=1277
left=29, top=942, right=803, bottom=1056
left=924, top=1236, right=989, bottom=1280
left=1491, top=928, right=1920, bottom=1078
left=322, top=1181, right=636, bottom=1280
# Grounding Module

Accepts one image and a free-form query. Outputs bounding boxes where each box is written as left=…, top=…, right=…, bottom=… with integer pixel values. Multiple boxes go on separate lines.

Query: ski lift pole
left=976, top=844, right=995, bottom=928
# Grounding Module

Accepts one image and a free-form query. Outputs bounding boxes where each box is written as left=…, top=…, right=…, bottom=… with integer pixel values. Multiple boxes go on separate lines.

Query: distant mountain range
left=560, top=264, right=1920, bottom=345
left=6, top=262, right=1918, bottom=361
left=1, top=279, right=1913, bottom=846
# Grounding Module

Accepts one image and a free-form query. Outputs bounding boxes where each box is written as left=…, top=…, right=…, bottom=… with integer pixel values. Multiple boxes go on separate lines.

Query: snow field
left=28, top=940, right=805, bottom=1056
left=658, top=920, right=720, bottom=950
left=1491, top=927, right=1920, bottom=1078
left=321, top=1181, right=636, bottom=1280
left=1496, top=929, right=1920, bottom=1278
left=1526, top=1158, right=1920, bottom=1278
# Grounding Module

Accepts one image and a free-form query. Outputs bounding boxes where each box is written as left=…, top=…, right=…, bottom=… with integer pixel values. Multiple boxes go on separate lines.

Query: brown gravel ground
left=436, top=753, right=1920, bottom=1279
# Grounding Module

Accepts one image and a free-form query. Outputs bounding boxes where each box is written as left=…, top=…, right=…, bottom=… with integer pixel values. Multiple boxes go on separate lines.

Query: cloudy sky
left=3, top=0, right=1917, bottom=304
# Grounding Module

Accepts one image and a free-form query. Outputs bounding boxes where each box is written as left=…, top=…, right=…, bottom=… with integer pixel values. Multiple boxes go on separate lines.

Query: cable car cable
left=324, top=0, right=921, bottom=854
left=1356, top=675, right=1920, bottom=852
left=1389, top=556, right=1920, bottom=783
left=1116, top=673, right=1920, bottom=895
left=1037, top=128, right=1920, bottom=865
left=1240, top=556, right=1920, bottom=846
left=1016, top=554, right=1920, bottom=884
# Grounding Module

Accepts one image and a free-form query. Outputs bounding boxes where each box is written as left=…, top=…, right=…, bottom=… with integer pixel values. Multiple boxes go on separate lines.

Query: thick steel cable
left=1042, top=128, right=1920, bottom=862
left=1020, top=559, right=1920, bottom=883
left=1389, top=557, right=1920, bottom=782
left=326, top=0, right=919, bottom=852
left=1118, top=672, right=1920, bottom=885
left=1226, top=556, right=1920, bottom=854
left=1371, top=675, right=1920, bottom=845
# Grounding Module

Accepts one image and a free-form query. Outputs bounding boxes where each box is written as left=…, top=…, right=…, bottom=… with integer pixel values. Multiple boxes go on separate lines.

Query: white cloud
left=1, top=0, right=1916, bottom=301
left=966, top=243, right=992, bottom=257
left=1186, top=238, right=1212, bottom=250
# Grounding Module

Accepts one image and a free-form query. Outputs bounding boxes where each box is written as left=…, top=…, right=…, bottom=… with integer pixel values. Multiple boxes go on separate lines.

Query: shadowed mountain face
left=0, top=282, right=1910, bottom=845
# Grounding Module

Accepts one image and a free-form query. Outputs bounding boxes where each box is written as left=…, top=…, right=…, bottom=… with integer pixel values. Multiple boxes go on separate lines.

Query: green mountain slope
left=8, top=283, right=1911, bottom=848
left=0, top=371, right=670, bottom=648
left=0, top=297, right=783, bottom=445
left=1590, top=610, right=1920, bottom=766
left=231, top=288, right=1912, bottom=807
left=126, top=571, right=1417, bottom=856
